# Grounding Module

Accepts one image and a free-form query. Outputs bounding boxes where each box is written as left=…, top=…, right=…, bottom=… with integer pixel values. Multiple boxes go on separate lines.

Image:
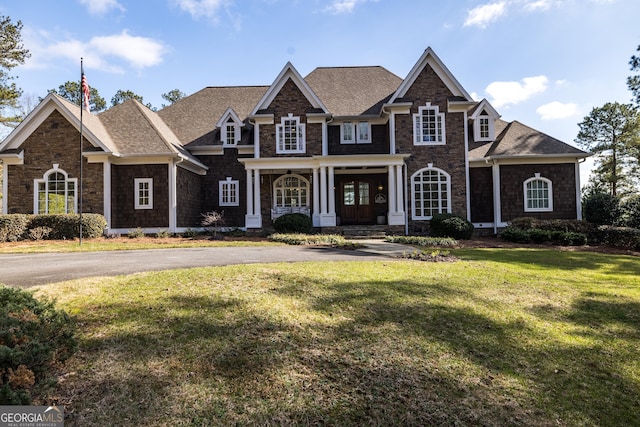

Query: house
left=0, top=47, right=589, bottom=235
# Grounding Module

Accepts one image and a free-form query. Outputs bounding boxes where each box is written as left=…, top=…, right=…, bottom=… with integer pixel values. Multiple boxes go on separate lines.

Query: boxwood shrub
left=0, top=214, right=106, bottom=242
left=273, top=213, right=313, bottom=234
left=0, top=287, right=77, bottom=404
left=429, top=213, right=474, bottom=240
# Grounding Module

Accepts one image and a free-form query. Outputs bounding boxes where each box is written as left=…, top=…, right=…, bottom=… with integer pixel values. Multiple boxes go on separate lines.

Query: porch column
left=328, top=166, right=335, bottom=215
left=388, top=166, right=396, bottom=213
left=492, top=162, right=502, bottom=234
left=102, top=160, right=111, bottom=231
left=320, top=166, right=327, bottom=215
left=246, top=169, right=253, bottom=215
left=395, top=165, right=404, bottom=214
left=312, top=167, right=320, bottom=226
left=245, top=168, right=262, bottom=228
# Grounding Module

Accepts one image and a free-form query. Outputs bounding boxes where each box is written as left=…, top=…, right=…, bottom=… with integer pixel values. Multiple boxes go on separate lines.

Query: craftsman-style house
left=0, top=48, right=588, bottom=235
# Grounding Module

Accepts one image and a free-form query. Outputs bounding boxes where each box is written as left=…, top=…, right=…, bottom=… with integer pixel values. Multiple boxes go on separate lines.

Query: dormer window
left=223, top=118, right=239, bottom=147
left=216, top=108, right=244, bottom=148
left=471, top=99, right=500, bottom=142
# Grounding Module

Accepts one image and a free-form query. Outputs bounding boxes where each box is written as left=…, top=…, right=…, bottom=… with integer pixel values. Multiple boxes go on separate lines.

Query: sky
left=1, top=0, right=639, bottom=184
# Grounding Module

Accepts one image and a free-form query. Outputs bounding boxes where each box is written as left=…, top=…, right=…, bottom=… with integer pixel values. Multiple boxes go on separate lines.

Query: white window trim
left=474, top=114, right=495, bottom=142
left=340, top=121, right=371, bottom=144
left=524, top=174, right=553, bottom=212
left=272, top=174, right=310, bottom=209
left=33, top=165, right=78, bottom=214
left=276, top=114, right=306, bottom=154
left=134, top=178, right=153, bottom=210
left=411, top=165, right=451, bottom=220
left=413, top=103, right=446, bottom=146
left=222, top=123, right=240, bottom=147
left=219, top=177, right=240, bottom=206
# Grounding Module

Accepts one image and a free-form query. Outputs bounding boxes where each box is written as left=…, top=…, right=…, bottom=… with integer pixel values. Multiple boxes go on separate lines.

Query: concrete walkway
left=0, top=239, right=413, bottom=288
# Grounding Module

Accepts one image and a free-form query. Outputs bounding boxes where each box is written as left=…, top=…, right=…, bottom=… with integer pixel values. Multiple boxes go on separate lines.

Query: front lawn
left=32, top=249, right=640, bottom=426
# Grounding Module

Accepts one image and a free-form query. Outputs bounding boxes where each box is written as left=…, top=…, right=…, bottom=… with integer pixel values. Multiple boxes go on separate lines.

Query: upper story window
left=219, top=177, right=239, bottom=206
left=413, top=103, right=446, bottom=145
left=276, top=113, right=305, bottom=154
left=524, top=174, right=553, bottom=212
left=222, top=119, right=239, bottom=147
left=341, top=121, right=371, bottom=144
left=479, top=115, right=490, bottom=139
left=471, top=100, right=499, bottom=142
left=134, top=178, right=153, bottom=210
left=34, top=165, right=77, bottom=214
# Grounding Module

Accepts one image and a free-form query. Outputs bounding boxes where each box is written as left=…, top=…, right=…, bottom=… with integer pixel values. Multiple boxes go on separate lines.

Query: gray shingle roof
left=305, top=66, right=402, bottom=116
left=469, top=119, right=588, bottom=160
left=158, top=86, right=268, bottom=145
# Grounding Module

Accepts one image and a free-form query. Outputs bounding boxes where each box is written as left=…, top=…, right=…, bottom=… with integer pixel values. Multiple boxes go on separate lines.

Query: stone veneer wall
left=393, top=64, right=468, bottom=224
left=6, top=110, right=103, bottom=214
left=500, top=163, right=578, bottom=221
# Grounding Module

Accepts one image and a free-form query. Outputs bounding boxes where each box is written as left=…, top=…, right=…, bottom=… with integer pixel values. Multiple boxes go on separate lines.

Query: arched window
left=34, top=166, right=77, bottom=214
left=273, top=174, right=309, bottom=209
left=524, top=174, right=553, bottom=212
left=411, top=166, right=451, bottom=220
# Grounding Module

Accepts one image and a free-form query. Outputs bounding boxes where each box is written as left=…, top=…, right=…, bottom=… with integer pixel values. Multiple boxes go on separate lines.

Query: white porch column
left=388, top=166, right=396, bottom=213
left=395, top=165, right=404, bottom=214
left=245, top=168, right=262, bottom=228
left=168, top=162, right=177, bottom=232
left=320, top=166, right=327, bottom=215
left=492, top=162, right=502, bottom=234
left=575, top=161, right=583, bottom=220
left=102, top=160, right=111, bottom=230
left=1, top=161, right=7, bottom=214
left=328, top=166, right=335, bottom=215
left=312, top=167, right=320, bottom=226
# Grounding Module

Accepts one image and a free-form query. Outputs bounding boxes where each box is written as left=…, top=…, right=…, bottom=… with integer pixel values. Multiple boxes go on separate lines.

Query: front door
left=340, top=179, right=374, bottom=225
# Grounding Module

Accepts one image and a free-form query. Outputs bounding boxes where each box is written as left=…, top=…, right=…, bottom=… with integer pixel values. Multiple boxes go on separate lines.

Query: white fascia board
left=188, top=146, right=224, bottom=155
left=382, top=102, right=412, bottom=114
left=239, top=157, right=318, bottom=170
left=237, top=146, right=255, bottom=155
left=250, top=62, right=329, bottom=115
left=331, top=115, right=389, bottom=125
left=0, top=150, right=24, bottom=165
left=248, top=114, right=274, bottom=125
left=390, top=47, right=472, bottom=103
left=215, top=107, right=244, bottom=128
left=448, top=100, right=477, bottom=113
left=316, top=154, right=409, bottom=168
left=485, top=153, right=591, bottom=164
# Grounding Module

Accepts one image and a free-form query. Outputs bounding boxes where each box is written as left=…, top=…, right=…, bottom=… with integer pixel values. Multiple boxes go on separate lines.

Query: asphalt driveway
left=0, top=242, right=409, bottom=288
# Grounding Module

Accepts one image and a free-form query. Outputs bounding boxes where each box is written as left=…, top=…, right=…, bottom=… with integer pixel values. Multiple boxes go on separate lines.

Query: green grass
left=0, top=238, right=281, bottom=254
left=30, top=249, right=640, bottom=426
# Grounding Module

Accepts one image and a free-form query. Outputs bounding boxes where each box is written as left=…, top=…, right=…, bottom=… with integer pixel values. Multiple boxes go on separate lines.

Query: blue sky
left=2, top=0, right=639, bottom=182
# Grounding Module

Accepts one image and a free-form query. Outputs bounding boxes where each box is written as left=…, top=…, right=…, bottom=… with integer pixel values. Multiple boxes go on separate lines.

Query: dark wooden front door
left=340, top=179, right=374, bottom=224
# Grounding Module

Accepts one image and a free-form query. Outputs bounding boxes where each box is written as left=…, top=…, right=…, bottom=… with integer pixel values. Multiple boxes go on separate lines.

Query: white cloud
left=463, top=2, right=507, bottom=28
left=174, top=0, right=227, bottom=20
left=485, top=75, right=548, bottom=107
left=23, top=28, right=167, bottom=74
left=78, top=0, right=125, bottom=15
left=536, top=101, right=578, bottom=120
left=324, top=0, right=376, bottom=14
left=522, top=0, right=554, bottom=11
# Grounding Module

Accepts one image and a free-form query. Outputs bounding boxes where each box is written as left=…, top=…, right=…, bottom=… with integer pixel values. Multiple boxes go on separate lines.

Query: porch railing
left=271, top=206, right=311, bottom=220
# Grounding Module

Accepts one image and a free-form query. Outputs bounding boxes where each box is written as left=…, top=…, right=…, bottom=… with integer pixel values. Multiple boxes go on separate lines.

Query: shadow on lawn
left=63, top=270, right=640, bottom=426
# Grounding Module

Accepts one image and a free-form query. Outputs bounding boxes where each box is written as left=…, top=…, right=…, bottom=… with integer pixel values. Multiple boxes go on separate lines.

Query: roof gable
left=390, top=47, right=472, bottom=103
left=470, top=99, right=500, bottom=120
left=215, top=107, right=244, bottom=128
left=251, top=62, right=328, bottom=115
left=0, top=93, right=115, bottom=154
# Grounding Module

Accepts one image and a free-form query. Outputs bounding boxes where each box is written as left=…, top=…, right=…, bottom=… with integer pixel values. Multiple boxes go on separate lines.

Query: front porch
left=240, top=154, right=410, bottom=230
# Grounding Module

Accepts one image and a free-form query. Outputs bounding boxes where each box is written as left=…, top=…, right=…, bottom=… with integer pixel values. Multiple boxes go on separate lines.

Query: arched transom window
left=411, top=165, right=451, bottom=220
left=273, top=174, right=309, bottom=208
left=524, top=174, right=553, bottom=212
left=34, top=166, right=77, bottom=214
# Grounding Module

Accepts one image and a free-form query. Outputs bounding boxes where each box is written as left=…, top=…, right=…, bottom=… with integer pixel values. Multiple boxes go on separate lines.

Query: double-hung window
left=134, top=178, right=153, bottom=210
left=413, top=103, right=446, bottom=145
left=224, top=121, right=238, bottom=147
left=219, top=177, right=239, bottom=206
left=341, top=121, right=371, bottom=144
left=276, top=114, right=305, bottom=154
left=524, top=174, right=553, bottom=212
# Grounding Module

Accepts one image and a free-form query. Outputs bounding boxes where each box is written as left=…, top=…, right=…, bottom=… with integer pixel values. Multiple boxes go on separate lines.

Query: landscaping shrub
left=28, top=214, right=106, bottom=240
left=273, top=213, right=313, bottom=234
left=500, top=226, right=531, bottom=243
left=0, top=214, right=30, bottom=242
left=599, top=226, right=640, bottom=250
left=500, top=226, right=587, bottom=246
left=620, top=195, right=640, bottom=229
left=385, top=235, right=458, bottom=247
left=583, top=192, right=620, bottom=225
left=0, top=287, right=76, bottom=404
left=528, top=228, right=552, bottom=244
left=27, top=226, right=53, bottom=241
left=429, top=213, right=474, bottom=240
left=128, top=227, right=145, bottom=239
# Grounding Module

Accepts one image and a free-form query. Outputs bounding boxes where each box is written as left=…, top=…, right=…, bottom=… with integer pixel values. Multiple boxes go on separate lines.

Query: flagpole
left=79, top=58, right=84, bottom=246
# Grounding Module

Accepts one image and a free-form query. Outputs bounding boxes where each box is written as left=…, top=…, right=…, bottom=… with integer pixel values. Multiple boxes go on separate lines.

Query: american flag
left=81, top=65, right=90, bottom=113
